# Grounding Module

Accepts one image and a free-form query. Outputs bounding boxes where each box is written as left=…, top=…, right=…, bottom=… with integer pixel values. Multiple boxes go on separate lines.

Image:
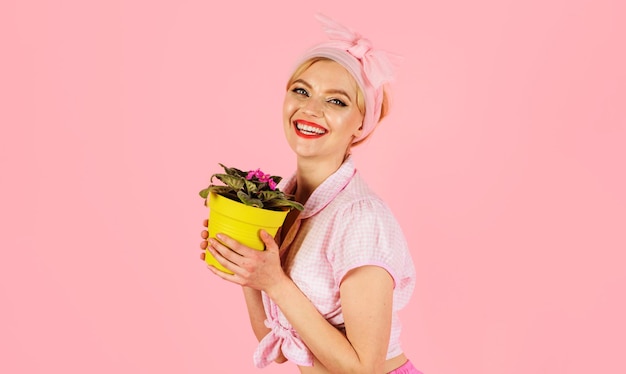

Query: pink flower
left=268, top=179, right=277, bottom=190
left=246, top=169, right=260, bottom=180
left=247, top=169, right=275, bottom=186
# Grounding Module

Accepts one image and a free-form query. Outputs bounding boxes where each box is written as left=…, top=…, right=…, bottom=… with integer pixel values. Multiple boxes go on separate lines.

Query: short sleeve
left=327, top=197, right=414, bottom=299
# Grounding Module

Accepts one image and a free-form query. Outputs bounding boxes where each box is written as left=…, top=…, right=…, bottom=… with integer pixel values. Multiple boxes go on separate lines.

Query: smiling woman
left=283, top=59, right=366, bottom=163
left=286, top=56, right=390, bottom=146
left=200, top=13, right=421, bottom=374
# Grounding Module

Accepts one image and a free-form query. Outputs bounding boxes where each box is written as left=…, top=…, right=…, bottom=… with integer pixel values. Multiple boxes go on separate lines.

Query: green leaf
left=258, top=190, right=283, bottom=201
left=244, top=179, right=258, bottom=194
left=199, top=188, right=210, bottom=199
left=219, top=163, right=247, bottom=177
left=264, top=198, right=305, bottom=211
left=212, top=173, right=244, bottom=190
left=237, top=191, right=264, bottom=208
left=208, top=185, right=234, bottom=195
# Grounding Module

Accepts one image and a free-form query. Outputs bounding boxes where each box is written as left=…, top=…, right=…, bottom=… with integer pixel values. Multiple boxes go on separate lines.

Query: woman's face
left=283, top=60, right=364, bottom=162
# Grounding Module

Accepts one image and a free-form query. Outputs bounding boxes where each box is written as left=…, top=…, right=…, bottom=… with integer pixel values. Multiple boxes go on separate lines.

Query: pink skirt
left=387, top=359, right=423, bottom=374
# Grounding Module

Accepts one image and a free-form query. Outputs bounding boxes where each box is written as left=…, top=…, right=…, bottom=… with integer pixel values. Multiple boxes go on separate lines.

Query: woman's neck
left=293, top=153, right=349, bottom=204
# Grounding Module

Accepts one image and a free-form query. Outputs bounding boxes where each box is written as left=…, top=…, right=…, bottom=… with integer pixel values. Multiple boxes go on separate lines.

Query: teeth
left=296, top=122, right=326, bottom=135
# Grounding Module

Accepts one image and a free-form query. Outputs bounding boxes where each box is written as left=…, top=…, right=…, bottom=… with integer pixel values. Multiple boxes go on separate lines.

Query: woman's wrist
left=264, top=272, right=293, bottom=303
left=242, top=285, right=260, bottom=295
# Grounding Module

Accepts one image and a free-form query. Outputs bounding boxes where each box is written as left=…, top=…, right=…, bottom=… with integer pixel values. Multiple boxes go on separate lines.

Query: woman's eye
left=293, top=87, right=309, bottom=96
left=329, top=98, right=346, bottom=107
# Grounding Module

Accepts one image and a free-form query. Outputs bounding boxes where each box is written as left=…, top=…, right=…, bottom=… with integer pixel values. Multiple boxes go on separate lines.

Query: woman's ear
left=353, top=123, right=364, bottom=138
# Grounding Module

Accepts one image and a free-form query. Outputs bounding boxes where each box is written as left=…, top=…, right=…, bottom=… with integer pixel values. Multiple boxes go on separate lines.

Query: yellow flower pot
left=205, top=191, right=289, bottom=274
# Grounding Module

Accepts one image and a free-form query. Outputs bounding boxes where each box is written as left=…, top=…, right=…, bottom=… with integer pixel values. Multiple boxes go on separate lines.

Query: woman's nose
left=302, top=97, right=323, bottom=116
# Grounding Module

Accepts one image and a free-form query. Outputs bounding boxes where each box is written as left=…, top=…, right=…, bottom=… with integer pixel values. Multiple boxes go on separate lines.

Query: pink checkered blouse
left=253, top=156, right=416, bottom=368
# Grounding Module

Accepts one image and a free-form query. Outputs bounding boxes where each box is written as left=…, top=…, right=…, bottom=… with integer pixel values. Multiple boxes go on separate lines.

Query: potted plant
left=199, top=164, right=304, bottom=273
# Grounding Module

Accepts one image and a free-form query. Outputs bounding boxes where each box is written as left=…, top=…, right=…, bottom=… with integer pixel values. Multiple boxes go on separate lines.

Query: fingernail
left=216, top=233, right=225, bottom=241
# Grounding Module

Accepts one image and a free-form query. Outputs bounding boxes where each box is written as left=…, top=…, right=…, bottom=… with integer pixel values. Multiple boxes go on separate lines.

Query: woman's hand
left=204, top=225, right=287, bottom=293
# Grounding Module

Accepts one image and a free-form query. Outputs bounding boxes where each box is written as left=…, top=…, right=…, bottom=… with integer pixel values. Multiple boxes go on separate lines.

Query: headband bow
left=315, top=13, right=396, bottom=89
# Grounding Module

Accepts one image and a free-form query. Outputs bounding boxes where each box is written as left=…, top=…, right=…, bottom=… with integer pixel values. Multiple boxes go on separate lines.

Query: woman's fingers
left=207, top=239, right=240, bottom=272
left=214, top=233, right=252, bottom=257
left=200, top=228, right=209, bottom=251
left=207, top=264, right=243, bottom=285
left=200, top=219, right=209, bottom=254
left=209, top=238, right=241, bottom=264
left=259, top=230, right=279, bottom=252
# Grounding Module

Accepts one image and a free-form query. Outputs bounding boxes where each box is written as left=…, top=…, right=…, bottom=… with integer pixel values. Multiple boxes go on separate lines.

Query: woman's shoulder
left=331, top=171, right=389, bottom=213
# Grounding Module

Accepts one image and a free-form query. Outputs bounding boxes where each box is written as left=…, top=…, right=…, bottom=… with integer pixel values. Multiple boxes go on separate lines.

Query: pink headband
left=291, top=14, right=397, bottom=143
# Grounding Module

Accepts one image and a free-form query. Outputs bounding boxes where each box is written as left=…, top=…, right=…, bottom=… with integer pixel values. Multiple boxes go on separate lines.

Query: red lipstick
left=293, top=120, right=327, bottom=139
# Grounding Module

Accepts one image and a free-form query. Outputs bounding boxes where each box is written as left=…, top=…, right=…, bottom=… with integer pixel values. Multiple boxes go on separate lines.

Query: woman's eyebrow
left=326, top=88, right=351, bottom=100
left=292, top=79, right=352, bottom=101
left=291, top=78, right=311, bottom=88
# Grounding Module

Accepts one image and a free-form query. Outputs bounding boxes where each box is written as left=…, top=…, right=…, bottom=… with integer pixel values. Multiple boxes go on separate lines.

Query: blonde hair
left=286, top=57, right=389, bottom=146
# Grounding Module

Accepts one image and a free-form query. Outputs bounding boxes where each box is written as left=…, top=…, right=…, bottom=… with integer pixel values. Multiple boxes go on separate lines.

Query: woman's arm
left=269, top=265, right=393, bottom=374
left=241, top=286, right=288, bottom=363
left=207, top=230, right=394, bottom=374
left=200, top=221, right=287, bottom=363
left=241, top=286, right=270, bottom=342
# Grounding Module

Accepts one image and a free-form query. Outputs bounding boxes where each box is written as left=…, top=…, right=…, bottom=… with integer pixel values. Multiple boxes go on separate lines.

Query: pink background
left=1, top=0, right=624, bottom=373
